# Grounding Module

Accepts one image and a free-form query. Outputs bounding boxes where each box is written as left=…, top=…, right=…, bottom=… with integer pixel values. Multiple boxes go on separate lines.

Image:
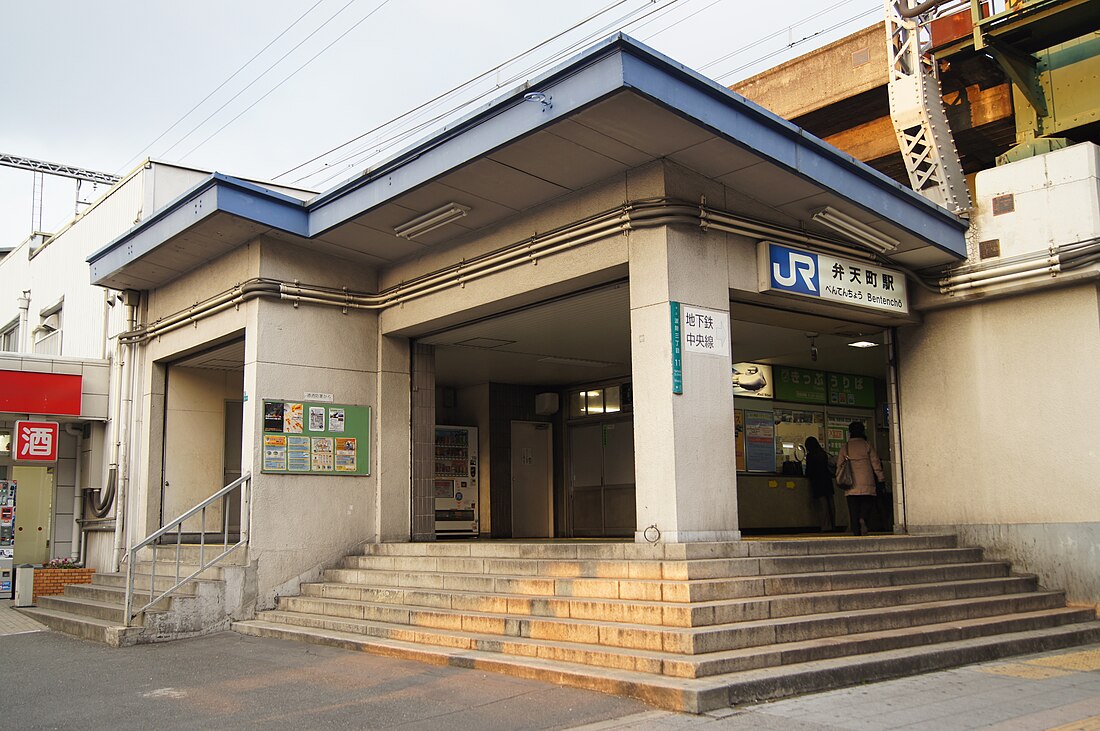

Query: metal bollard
left=14, top=564, right=34, bottom=607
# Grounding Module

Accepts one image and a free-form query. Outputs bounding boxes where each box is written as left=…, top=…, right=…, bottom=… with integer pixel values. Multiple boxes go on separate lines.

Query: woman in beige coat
left=836, top=421, right=885, bottom=536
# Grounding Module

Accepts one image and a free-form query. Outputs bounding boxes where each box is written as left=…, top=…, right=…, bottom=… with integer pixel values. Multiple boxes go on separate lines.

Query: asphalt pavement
left=3, top=599, right=1099, bottom=730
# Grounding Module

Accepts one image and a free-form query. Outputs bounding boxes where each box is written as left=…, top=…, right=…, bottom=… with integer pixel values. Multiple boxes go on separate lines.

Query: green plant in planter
left=44, top=556, right=82, bottom=569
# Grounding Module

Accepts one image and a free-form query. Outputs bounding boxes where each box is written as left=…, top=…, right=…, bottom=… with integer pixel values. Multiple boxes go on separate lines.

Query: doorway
left=569, top=418, right=635, bottom=537
left=11, top=465, right=53, bottom=565
left=511, top=421, right=553, bottom=538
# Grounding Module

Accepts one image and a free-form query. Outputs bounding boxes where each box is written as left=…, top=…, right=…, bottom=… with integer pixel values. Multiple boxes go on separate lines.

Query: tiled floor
left=0, top=598, right=46, bottom=635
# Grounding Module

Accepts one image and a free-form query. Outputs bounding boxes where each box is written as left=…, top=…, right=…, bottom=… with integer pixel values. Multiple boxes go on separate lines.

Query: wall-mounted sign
left=757, top=242, right=909, bottom=315
left=743, top=410, right=775, bottom=472
left=827, top=372, right=876, bottom=408
left=670, top=302, right=683, bottom=394
left=262, top=400, right=370, bottom=475
left=0, top=371, right=82, bottom=416
left=732, top=362, right=773, bottom=399
left=774, top=366, right=827, bottom=404
left=681, top=304, right=730, bottom=357
left=13, top=420, right=60, bottom=462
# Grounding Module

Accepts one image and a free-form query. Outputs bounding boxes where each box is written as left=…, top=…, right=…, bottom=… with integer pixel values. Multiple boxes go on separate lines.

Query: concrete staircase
left=232, top=534, right=1100, bottom=712
left=19, top=546, right=246, bottom=647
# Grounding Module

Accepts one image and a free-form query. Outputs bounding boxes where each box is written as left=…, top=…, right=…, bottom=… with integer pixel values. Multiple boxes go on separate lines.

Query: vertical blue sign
left=670, top=301, right=683, bottom=394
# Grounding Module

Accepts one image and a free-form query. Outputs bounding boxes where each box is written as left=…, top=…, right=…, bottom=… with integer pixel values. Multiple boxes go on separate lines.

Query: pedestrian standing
left=804, top=436, right=836, bottom=532
left=836, top=421, right=885, bottom=536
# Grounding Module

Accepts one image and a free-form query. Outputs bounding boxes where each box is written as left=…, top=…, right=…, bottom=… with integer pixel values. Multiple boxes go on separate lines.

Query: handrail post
left=122, top=473, right=251, bottom=627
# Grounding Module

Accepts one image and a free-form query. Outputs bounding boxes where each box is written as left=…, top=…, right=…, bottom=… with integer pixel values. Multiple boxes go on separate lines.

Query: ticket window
left=774, top=410, right=824, bottom=471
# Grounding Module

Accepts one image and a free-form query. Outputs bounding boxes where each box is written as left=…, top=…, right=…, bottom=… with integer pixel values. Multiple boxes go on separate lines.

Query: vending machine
left=0, top=480, right=16, bottom=597
left=433, top=426, right=479, bottom=538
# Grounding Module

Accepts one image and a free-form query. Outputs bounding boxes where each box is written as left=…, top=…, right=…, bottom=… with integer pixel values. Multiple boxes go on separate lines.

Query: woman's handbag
left=836, top=456, right=854, bottom=489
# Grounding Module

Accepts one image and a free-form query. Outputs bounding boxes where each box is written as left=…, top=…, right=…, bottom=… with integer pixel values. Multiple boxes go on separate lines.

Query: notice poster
left=263, top=435, right=287, bottom=471
left=734, top=409, right=746, bottom=472
left=263, top=402, right=285, bottom=433
left=261, top=400, right=370, bottom=475
left=744, top=410, right=776, bottom=473
left=328, top=408, right=345, bottom=433
left=334, top=437, right=357, bottom=472
left=287, top=435, right=311, bottom=472
left=311, top=437, right=334, bottom=471
left=283, top=403, right=304, bottom=433
left=308, top=406, right=325, bottom=432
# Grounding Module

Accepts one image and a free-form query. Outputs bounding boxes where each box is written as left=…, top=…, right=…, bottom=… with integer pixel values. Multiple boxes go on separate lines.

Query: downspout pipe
left=63, top=423, right=84, bottom=562
left=897, top=0, right=945, bottom=18
left=112, top=295, right=138, bottom=571
left=17, top=290, right=30, bottom=352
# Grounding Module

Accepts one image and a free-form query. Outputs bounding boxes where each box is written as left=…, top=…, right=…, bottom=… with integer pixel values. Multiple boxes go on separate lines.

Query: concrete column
left=410, top=343, right=436, bottom=541
left=629, top=225, right=739, bottom=543
left=376, top=335, right=412, bottom=542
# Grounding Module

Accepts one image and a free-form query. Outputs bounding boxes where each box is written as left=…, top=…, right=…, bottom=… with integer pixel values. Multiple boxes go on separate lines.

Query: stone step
left=249, top=605, right=1094, bottom=679
left=64, top=582, right=173, bottom=611
left=273, top=590, right=1068, bottom=654
left=128, top=560, right=225, bottom=581
left=34, top=594, right=149, bottom=624
left=323, top=560, right=1011, bottom=602
left=135, top=543, right=248, bottom=566
left=93, top=571, right=203, bottom=594
left=15, top=606, right=141, bottom=647
left=343, top=547, right=985, bottom=580
left=231, top=616, right=1100, bottom=712
left=360, top=534, right=959, bottom=560
left=299, top=574, right=1038, bottom=628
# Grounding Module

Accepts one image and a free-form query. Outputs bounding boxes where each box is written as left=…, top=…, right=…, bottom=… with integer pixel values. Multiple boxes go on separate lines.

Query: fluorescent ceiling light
left=537, top=356, right=614, bottom=368
left=812, top=206, right=899, bottom=254
left=394, top=202, right=470, bottom=239
left=848, top=340, right=879, bottom=348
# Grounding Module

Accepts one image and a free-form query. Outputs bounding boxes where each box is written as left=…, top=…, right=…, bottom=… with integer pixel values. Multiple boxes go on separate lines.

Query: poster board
left=261, top=400, right=370, bottom=475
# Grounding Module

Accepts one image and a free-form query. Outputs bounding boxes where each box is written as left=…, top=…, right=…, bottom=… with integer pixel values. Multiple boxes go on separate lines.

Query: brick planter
left=32, top=567, right=96, bottom=602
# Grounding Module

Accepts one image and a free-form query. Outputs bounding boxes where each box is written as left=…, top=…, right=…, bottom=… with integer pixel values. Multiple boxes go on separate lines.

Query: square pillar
left=629, top=226, right=739, bottom=543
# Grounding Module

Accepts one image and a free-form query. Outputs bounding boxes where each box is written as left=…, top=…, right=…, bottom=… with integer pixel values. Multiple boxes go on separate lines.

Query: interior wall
left=163, top=365, right=242, bottom=529
left=898, top=283, right=1100, bottom=604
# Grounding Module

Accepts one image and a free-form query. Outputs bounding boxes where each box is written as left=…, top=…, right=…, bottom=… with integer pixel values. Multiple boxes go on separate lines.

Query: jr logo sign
left=768, top=245, right=819, bottom=295
left=758, top=242, right=910, bottom=315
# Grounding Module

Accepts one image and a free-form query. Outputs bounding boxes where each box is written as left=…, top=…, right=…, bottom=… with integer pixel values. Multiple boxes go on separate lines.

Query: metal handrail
left=123, top=473, right=250, bottom=626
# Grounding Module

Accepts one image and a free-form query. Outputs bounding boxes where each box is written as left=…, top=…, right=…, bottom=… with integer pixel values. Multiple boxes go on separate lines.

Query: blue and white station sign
left=757, top=242, right=909, bottom=315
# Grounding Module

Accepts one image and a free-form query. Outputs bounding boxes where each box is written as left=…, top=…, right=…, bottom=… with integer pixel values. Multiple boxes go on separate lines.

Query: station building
left=2, top=14, right=1098, bottom=700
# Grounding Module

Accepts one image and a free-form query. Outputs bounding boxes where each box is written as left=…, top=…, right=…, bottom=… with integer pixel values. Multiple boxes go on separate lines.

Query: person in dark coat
left=804, top=436, right=836, bottom=532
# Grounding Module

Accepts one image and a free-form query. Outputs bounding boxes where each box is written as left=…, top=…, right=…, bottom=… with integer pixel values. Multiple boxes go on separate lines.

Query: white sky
left=0, top=0, right=882, bottom=249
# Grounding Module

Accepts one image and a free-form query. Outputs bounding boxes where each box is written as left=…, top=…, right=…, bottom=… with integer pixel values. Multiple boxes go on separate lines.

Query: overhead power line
left=290, top=0, right=682, bottom=187
left=116, top=0, right=330, bottom=175
left=273, top=0, right=642, bottom=182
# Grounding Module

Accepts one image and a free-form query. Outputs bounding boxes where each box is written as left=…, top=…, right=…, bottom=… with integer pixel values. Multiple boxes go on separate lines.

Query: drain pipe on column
left=17, top=290, right=31, bottom=351
left=885, top=328, right=907, bottom=533
left=111, top=292, right=139, bottom=572
left=63, top=424, right=84, bottom=562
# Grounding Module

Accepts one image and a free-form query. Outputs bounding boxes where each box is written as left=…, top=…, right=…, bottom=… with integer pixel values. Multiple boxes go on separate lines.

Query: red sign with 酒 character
left=14, top=420, right=61, bottom=462
left=0, top=370, right=82, bottom=416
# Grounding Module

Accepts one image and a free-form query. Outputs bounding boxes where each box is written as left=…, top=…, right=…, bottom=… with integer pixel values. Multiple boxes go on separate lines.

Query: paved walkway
left=0, top=597, right=46, bottom=635
left=2, top=603, right=1099, bottom=730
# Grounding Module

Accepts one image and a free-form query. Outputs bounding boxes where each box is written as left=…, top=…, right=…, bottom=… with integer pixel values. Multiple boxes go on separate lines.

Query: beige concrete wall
left=244, top=238, right=382, bottom=605
left=899, top=284, right=1100, bottom=604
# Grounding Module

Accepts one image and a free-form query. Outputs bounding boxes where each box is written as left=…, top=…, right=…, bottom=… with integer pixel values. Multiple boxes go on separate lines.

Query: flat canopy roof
left=89, top=35, right=966, bottom=290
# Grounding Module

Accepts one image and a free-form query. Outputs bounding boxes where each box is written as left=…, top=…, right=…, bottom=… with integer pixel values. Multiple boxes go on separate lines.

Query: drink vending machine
left=433, top=426, right=479, bottom=537
left=0, top=480, right=16, bottom=597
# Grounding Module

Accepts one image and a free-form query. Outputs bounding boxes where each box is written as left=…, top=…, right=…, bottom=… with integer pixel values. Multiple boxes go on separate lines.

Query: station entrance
left=415, top=282, right=895, bottom=540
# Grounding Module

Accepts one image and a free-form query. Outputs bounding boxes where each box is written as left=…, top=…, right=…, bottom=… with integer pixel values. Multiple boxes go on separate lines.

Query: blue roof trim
left=88, top=173, right=308, bottom=285
left=613, top=45, right=966, bottom=251
left=89, top=33, right=966, bottom=287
